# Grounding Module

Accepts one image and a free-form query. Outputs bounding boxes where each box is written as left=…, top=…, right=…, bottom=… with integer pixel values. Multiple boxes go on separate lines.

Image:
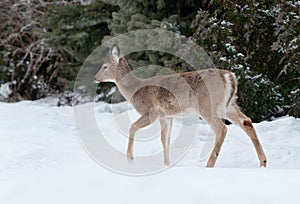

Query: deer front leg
left=159, top=118, right=173, bottom=165
left=127, top=112, right=158, bottom=160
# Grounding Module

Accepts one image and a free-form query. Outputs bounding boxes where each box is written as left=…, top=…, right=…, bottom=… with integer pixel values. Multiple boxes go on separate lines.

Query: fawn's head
left=94, top=44, right=121, bottom=83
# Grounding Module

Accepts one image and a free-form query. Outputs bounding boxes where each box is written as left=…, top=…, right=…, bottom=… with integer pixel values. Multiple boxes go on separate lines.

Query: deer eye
left=103, top=65, right=108, bottom=70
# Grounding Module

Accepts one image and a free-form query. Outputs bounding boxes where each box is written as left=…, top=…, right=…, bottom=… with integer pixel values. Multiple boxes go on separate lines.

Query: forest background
left=0, top=0, right=299, bottom=122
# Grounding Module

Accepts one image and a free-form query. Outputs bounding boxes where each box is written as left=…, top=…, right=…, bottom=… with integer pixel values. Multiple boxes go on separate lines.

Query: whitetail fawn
left=94, top=44, right=267, bottom=168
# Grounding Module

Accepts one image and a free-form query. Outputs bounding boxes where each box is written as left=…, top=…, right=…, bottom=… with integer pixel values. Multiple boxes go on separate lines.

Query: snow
left=0, top=83, right=12, bottom=98
left=236, top=53, right=245, bottom=57
left=289, top=37, right=299, bottom=50
left=225, top=43, right=236, bottom=52
left=1, top=101, right=300, bottom=203
left=220, top=56, right=227, bottom=61
left=220, top=20, right=233, bottom=26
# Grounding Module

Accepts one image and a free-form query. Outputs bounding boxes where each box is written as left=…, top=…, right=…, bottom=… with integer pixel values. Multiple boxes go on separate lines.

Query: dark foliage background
left=0, top=0, right=299, bottom=122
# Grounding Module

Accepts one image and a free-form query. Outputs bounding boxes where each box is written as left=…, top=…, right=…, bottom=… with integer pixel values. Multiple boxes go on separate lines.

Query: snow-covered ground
left=1, top=100, right=300, bottom=204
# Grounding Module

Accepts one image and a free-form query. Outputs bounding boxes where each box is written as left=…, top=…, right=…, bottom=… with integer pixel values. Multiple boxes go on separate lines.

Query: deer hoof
left=260, top=160, right=267, bottom=167
left=127, top=153, right=133, bottom=160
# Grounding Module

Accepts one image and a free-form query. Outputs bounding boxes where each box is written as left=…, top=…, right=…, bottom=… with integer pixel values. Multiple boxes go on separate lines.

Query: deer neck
left=115, top=58, right=142, bottom=101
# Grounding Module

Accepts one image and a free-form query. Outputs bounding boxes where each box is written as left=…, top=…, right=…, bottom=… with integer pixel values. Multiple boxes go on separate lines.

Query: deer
left=94, top=44, right=267, bottom=168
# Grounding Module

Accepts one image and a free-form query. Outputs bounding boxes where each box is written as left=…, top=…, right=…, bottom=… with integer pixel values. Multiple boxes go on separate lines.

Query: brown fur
left=94, top=45, right=267, bottom=167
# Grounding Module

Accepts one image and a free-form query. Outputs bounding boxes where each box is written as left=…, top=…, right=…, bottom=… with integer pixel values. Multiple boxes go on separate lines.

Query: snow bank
left=0, top=101, right=300, bottom=204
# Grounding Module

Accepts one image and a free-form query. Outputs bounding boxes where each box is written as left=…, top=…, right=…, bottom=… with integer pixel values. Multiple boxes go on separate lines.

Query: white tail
left=94, top=44, right=267, bottom=168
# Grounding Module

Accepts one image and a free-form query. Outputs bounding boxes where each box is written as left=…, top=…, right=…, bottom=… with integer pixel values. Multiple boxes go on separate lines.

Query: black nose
left=93, top=76, right=100, bottom=83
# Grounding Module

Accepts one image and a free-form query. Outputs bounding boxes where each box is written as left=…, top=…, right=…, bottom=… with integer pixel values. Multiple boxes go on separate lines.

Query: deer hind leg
left=127, top=112, right=158, bottom=160
left=226, top=104, right=267, bottom=167
left=205, top=116, right=228, bottom=168
left=159, top=118, right=173, bottom=166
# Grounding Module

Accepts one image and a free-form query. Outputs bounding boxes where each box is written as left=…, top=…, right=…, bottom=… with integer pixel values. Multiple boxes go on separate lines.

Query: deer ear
left=111, top=44, right=120, bottom=63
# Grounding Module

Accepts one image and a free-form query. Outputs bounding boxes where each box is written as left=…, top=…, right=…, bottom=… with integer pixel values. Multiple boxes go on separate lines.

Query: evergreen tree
left=101, top=0, right=203, bottom=102
left=1, top=0, right=299, bottom=122
left=41, top=0, right=117, bottom=94
left=192, top=0, right=300, bottom=121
